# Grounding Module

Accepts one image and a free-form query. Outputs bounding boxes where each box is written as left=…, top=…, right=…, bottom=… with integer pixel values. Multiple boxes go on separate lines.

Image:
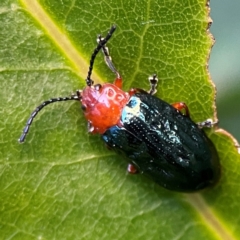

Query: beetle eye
left=94, top=84, right=102, bottom=91
left=81, top=105, right=87, bottom=111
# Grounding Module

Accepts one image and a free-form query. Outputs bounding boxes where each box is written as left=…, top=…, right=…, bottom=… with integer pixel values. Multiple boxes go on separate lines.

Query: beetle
left=19, top=25, right=220, bottom=192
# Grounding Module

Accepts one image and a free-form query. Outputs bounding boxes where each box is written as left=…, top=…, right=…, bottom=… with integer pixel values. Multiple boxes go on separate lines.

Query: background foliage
left=210, top=1, right=240, bottom=142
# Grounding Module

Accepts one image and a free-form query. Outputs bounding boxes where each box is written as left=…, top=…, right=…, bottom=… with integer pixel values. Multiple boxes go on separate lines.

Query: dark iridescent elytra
left=102, top=93, right=220, bottom=192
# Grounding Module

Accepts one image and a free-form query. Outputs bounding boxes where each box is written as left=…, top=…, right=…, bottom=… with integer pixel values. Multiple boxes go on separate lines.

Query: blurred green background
left=210, top=1, right=240, bottom=142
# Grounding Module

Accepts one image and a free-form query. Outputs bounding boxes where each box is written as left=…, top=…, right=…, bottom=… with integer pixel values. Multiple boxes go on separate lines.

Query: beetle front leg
left=97, top=35, right=122, bottom=89
left=172, top=102, right=190, bottom=117
left=148, top=74, right=158, bottom=95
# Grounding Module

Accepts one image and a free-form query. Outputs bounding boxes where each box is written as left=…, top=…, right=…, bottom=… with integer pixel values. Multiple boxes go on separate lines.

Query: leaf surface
left=1, top=0, right=240, bottom=239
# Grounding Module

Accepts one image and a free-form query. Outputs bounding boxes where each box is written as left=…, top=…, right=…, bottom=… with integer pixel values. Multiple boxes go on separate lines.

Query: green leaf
left=1, top=0, right=240, bottom=239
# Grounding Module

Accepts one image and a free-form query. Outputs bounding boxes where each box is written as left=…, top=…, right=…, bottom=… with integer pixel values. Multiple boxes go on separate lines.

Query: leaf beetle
left=19, top=25, right=220, bottom=192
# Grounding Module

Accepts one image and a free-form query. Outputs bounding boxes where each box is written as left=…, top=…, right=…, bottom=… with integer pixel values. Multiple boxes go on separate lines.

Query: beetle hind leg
left=148, top=74, right=158, bottom=95
left=197, top=118, right=218, bottom=128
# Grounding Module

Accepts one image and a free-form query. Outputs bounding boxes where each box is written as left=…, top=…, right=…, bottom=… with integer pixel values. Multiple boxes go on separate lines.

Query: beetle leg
left=127, top=163, right=138, bottom=174
left=172, top=102, right=190, bottom=117
left=197, top=119, right=218, bottom=128
left=148, top=74, right=158, bottom=95
left=97, top=35, right=122, bottom=89
left=86, top=25, right=116, bottom=86
left=113, top=76, right=123, bottom=89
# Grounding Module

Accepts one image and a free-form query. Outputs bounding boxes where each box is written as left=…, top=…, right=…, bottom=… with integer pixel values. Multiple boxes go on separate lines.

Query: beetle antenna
left=86, top=25, right=117, bottom=86
left=19, top=93, right=80, bottom=143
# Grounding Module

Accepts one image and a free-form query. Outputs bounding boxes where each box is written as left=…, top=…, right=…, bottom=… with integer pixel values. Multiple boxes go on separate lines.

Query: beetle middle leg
left=172, top=102, right=190, bottom=116
left=127, top=163, right=138, bottom=174
left=97, top=35, right=122, bottom=89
